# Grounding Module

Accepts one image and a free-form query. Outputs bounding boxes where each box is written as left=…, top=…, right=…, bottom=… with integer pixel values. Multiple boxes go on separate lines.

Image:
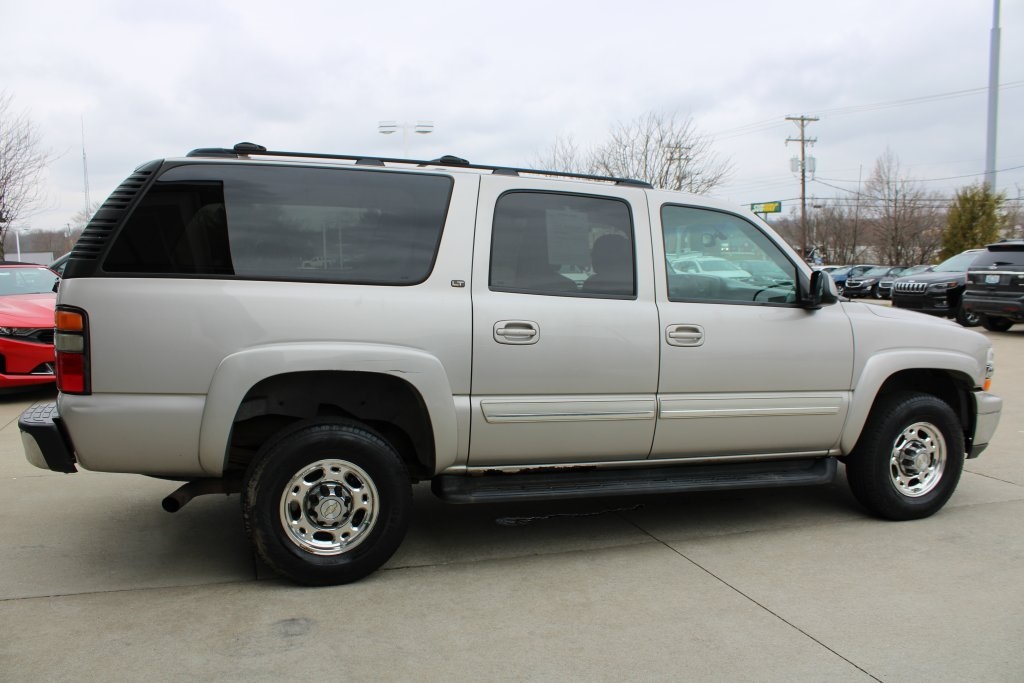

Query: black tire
left=872, top=285, right=883, bottom=299
left=846, top=392, right=964, bottom=520
left=243, top=419, right=412, bottom=585
left=955, top=305, right=981, bottom=327
left=980, top=315, right=1014, bottom=332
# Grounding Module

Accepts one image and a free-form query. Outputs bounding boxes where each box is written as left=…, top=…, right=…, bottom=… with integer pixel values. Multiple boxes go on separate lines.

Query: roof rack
left=186, top=142, right=653, bottom=188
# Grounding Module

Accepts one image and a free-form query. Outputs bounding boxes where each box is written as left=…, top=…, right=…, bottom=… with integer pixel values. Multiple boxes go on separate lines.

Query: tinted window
left=490, top=192, right=635, bottom=297
left=104, top=164, right=452, bottom=285
left=971, top=248, right=1024, bottom=269
left=662, top=205, right=797, bottom=304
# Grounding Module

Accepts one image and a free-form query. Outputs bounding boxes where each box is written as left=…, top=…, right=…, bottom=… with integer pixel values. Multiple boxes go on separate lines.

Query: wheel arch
left=842, top=354, right=978, bottom=456
left=197, top=343, right=458, bottom=477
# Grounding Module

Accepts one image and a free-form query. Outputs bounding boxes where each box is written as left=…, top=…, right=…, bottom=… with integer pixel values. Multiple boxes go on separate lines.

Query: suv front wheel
left=955, top=305, right=981, bottom=327
left=845, top=392, right=964, bottom=520
left=243, top=419, right=413, bottom=585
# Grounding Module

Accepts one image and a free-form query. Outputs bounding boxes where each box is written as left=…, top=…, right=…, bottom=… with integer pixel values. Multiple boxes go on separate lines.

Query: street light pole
left=378, top=120, right=434, bottom=157
left=984, top=0, right=1001, bottom=191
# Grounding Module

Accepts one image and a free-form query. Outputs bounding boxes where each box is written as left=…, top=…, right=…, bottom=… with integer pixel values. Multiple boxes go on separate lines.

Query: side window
left=490, top=191, right=635, bottom=298
left=662, top=205, right=797, bottom=304
left=104, top=164, right=453, bottom=285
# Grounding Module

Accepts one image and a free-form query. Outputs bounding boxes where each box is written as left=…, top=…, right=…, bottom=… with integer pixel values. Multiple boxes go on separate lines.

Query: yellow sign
left=751, top=201, right=782, bottom=214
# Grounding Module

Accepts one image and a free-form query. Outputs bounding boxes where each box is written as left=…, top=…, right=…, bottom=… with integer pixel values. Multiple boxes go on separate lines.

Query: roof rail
left=185, top=142, right=653, bottom=188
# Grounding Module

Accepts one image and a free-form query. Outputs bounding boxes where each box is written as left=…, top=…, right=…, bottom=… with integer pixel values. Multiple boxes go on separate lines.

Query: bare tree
left=813, top=202, right=871, bottom=265
left=537, top=112, right=732, bottom=194
left=0, top=93, right=52, bottom=258
left=773, top=201, right=868, bottom=265
left=534, top=134, right=591, bottom=175
left=862, top=149, right=942, bottom=265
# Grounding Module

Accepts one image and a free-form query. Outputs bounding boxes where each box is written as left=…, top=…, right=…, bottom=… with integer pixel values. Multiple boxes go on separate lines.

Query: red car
left=0, top=263, right=58, bottom=389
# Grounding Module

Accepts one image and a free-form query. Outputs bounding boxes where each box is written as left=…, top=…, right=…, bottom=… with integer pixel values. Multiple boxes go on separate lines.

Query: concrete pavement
left=1, top=328, right=1022, bottom=682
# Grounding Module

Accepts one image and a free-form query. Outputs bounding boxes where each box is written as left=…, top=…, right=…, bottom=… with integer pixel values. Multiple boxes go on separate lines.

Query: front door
left=652, top=201, right=854, bottom=459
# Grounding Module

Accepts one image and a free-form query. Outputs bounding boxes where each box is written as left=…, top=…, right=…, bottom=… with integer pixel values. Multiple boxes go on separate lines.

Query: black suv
left=961, top=240, right=1024, bottom=332
left=891, top=249, right=983, bottom=326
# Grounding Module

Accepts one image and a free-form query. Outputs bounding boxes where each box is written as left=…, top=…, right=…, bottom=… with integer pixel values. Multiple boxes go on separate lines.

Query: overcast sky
left=4, top=0, right=1022, bottom=233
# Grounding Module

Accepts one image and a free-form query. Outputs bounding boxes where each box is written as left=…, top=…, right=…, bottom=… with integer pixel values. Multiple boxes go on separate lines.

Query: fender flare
left=840, top=348, right=980, bottom=453
left=197, top=342, right=458, bottom=475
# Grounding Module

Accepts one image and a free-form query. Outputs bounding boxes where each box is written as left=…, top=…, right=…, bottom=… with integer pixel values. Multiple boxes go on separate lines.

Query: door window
left=490, top=191, right=636, bottom=298
left=662, top=205, right=797, bottom=305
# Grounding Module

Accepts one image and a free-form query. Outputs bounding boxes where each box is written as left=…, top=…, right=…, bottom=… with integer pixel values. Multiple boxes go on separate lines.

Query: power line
left=709, top=80, right=1024, bottom=140
left=815, top=162, right=1024, bottom=186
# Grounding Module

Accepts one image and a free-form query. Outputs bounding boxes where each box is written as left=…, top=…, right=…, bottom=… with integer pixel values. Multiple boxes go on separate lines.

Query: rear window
left=971, top=247, right=1024, bottom=270
left=103, top=164, right=453, bottom=285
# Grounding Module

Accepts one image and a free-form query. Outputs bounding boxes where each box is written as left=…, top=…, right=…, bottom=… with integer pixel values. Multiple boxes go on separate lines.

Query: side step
left=432, top=457, right=837, bottom=504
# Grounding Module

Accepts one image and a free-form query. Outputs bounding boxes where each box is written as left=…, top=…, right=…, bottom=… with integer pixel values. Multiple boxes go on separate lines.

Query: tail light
left=55, top=306, right=90, bottom=395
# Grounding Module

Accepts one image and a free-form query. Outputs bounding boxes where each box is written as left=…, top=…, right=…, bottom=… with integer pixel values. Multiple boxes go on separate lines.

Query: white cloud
left=4, top=0, right=1022, bottom=232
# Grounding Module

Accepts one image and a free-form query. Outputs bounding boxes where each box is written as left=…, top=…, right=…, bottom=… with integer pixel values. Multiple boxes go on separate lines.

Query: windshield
left=934, top=251, right=981, bottom=273
left=899, top=265, right=931, bottom=277
left=0, top=266, right=58, bottom=295
left=861, top=267, right=891, bottom=278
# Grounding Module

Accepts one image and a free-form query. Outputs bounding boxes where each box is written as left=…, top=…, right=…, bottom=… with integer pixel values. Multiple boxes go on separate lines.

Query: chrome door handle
left=666, top=324, right=704, bottom=347
left=494, top=320, right=540, bottom=345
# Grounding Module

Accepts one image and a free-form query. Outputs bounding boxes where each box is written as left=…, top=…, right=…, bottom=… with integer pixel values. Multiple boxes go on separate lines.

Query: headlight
left=927, top=281, right=959, bottom=291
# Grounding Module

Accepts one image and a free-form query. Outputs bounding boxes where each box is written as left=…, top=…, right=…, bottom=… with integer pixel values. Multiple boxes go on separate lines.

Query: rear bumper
left=19, top=401, right=77, bottom=473
left=961, top=294, right=1024, bottom=321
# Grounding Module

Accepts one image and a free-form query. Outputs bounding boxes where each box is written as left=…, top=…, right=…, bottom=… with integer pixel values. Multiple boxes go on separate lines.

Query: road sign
left=751, top=201, right=782, bottom=214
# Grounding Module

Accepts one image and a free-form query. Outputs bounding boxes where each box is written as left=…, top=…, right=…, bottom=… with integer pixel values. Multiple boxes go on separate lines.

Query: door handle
left=666, top=324, right=704, bottom=347
left=494, top=320, right=540, bottom=345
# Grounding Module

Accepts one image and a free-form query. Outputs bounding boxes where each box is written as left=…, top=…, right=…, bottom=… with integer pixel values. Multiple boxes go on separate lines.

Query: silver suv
left=21, top=143, right=1003, bottom=585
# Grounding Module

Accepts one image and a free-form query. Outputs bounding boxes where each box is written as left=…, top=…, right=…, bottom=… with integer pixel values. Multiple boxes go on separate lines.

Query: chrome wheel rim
left=889, top=422, right=946, bottom=497
left=280, top=459, right=379, bottom=555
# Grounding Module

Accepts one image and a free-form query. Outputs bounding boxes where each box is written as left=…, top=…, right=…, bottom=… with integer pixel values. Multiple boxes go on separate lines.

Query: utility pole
left=786, top=115, right=818, bottom=260
left=984, top=0, right=1001, bottom=191
left=81, top=117, right=91, bottom=215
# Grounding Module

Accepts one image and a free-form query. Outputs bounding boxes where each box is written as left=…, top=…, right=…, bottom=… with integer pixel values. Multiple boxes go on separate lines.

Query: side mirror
left=803, top=270, right=835, bottom=309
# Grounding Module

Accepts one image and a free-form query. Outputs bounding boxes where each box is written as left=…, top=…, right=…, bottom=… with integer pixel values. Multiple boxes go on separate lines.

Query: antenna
left=81, top=117, right=91, bottom=215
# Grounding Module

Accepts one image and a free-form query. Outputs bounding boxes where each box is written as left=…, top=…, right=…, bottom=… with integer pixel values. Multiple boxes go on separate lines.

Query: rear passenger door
left=468, top=177, right=660, bottom=466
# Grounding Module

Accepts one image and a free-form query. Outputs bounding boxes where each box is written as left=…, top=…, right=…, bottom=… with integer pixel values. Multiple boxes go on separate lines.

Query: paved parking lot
left=1, top=324, right=1022, bottom=682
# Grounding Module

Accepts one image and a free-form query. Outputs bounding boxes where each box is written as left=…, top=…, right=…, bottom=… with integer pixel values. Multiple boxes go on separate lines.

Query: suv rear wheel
left=980, top=315, right=1014, bottom=332
left=243, top=419, right=412, bottom=585
left=846, top=392, right=964, bottom=520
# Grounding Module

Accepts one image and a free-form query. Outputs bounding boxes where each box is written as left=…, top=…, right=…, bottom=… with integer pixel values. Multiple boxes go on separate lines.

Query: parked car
left=961, top=240, right=1024, bottom=331
left=892, top=249, right=984, bottom=326
left=736, top=259, right=795, bottom=287
left=829, top=264, right=877, bottom=295
left=843, top=266, right=908, bottom=299
left=878, top=264, right=931, bottom=299
left=49, top=253, right=70, bottom=277
left=669, top=255, right=752, bottom=280
left=0, top=262, right=58, bottom=389
left=19, top=142, right=1002, bottom=585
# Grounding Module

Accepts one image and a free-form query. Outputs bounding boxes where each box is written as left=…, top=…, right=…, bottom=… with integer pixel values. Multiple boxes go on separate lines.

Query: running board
left=432, top=457, right=837, bottom=504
